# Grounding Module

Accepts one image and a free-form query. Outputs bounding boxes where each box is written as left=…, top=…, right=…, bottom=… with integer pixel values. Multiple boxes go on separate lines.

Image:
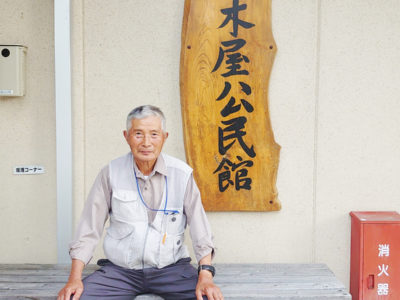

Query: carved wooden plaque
left=180, top=0, right=280, bottom=211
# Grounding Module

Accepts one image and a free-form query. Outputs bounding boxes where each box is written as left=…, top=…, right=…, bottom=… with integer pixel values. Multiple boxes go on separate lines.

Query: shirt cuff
left=69, top=241, right=94, bottom=265
left=194, top=245, right=216, bottom=263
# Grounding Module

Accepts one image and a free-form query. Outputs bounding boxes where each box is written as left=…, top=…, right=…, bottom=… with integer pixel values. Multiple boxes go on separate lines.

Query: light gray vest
left=103, top=152, right=191, bottom=269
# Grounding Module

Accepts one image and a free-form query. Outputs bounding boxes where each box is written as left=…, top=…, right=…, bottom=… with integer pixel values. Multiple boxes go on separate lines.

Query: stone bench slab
left=0, top=263, right=351, bottom=299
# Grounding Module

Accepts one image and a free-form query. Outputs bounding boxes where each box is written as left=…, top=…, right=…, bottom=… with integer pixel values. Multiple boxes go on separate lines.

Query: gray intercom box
left=0, top=45, right=27, bottom=97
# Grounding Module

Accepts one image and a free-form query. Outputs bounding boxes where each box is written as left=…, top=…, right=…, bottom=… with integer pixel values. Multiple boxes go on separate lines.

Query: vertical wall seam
left=55, top=0, right=73, bottom=263
left=82, top=1, right=87, bottom=204
left=312, top=0, right=322, bottom=263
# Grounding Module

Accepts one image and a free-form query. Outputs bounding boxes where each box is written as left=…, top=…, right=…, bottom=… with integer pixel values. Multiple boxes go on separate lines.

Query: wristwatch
left=198, top=264, right=216, bottom=277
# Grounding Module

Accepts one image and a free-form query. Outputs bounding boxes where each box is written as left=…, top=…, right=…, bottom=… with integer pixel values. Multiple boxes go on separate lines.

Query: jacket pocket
left=158, top=233, right=187, bottom=268
left=106, top=223, right=134, bottom=240
left=111, top=190, right=143, bottom=222
left=104, top=223, right=134, bottom=267
left=166, top=209, right=185, bottom=234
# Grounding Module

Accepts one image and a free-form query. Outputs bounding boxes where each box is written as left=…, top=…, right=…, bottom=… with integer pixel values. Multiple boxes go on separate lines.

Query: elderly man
left=58, top=105, right=223, bottom=300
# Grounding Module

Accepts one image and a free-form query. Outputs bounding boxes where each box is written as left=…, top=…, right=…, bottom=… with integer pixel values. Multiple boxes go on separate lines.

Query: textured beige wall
left=0, top=0, right=56, bottom=263
left=2, top=0, right=400, bottom=291
left=315, top=0, right=400, bottom=287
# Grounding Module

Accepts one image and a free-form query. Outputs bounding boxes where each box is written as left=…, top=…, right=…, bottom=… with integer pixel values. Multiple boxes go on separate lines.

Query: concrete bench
left=0, top=263, right=351, bottom=299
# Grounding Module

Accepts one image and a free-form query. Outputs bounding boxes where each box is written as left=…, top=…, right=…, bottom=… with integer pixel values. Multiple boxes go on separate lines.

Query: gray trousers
left=79, top=257, right=206, bottom=300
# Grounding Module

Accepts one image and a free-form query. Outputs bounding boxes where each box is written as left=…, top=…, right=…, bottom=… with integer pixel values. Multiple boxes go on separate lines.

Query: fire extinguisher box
left=350, top=211, right=400, bottom=299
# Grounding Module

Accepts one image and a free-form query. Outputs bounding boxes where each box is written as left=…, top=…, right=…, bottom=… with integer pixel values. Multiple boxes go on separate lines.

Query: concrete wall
left=1, top=0, right=400, bottom=290
left=0, top=0, right=56, bottom=263
left=315, top=0, right=400, bottom=282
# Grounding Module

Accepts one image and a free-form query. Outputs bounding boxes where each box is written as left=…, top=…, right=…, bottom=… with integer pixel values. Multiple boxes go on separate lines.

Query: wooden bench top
left=0, top=263, right=351, bottom=299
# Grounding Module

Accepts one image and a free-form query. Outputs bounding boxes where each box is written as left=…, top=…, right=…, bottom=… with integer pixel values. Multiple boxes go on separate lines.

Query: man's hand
left=57, top=259, right=85, bottom=300
left=57, top=278, right=84, bottom=300
left=196, top=270, right=224, bottom=300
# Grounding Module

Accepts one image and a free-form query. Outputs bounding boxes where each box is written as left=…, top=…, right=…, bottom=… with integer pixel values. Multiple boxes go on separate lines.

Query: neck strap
left=133, top=168, right=179, bottom=215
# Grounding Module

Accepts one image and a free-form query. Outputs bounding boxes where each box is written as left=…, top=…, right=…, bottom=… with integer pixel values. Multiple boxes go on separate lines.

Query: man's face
left=124, top=116, right=168, bottom=168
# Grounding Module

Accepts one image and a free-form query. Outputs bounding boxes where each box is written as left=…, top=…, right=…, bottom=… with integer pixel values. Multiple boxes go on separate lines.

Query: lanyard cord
left=133, top=168, right=178, bottom=215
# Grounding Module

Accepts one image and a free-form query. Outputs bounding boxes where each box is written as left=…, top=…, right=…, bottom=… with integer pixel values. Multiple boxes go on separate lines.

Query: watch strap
left=198, top=264, right=215, bottom=277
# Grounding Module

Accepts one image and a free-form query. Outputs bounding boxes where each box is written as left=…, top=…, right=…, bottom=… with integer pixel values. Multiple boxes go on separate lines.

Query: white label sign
left=0, top=90, right=13, bottom=95
left=14, top=166, right=45, bottom=175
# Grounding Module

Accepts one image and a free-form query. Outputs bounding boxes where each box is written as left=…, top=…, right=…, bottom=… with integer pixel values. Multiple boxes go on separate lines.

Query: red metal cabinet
left=350, top=211, right=400, bottom=300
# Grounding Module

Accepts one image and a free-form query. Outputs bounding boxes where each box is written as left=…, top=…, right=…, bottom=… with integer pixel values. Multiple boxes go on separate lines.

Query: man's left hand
left=196, top=270, right=224, bottom=300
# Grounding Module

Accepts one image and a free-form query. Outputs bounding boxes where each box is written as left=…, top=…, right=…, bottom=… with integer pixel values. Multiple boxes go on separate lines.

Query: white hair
left=126, top=105, right=166, bottom=132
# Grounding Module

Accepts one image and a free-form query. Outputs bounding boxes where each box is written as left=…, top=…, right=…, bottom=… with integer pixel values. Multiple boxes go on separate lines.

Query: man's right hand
left=58, top=259, right=85, bottom=300
left=57, top=278, right=84, bottom=300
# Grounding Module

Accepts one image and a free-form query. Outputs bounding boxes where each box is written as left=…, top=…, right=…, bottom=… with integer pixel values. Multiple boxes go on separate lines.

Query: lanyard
left=133, top=168, right=179, bottom=215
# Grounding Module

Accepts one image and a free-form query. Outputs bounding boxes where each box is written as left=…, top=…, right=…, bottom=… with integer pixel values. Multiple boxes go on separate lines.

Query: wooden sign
left=180, top=0, right=280, bottom=211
